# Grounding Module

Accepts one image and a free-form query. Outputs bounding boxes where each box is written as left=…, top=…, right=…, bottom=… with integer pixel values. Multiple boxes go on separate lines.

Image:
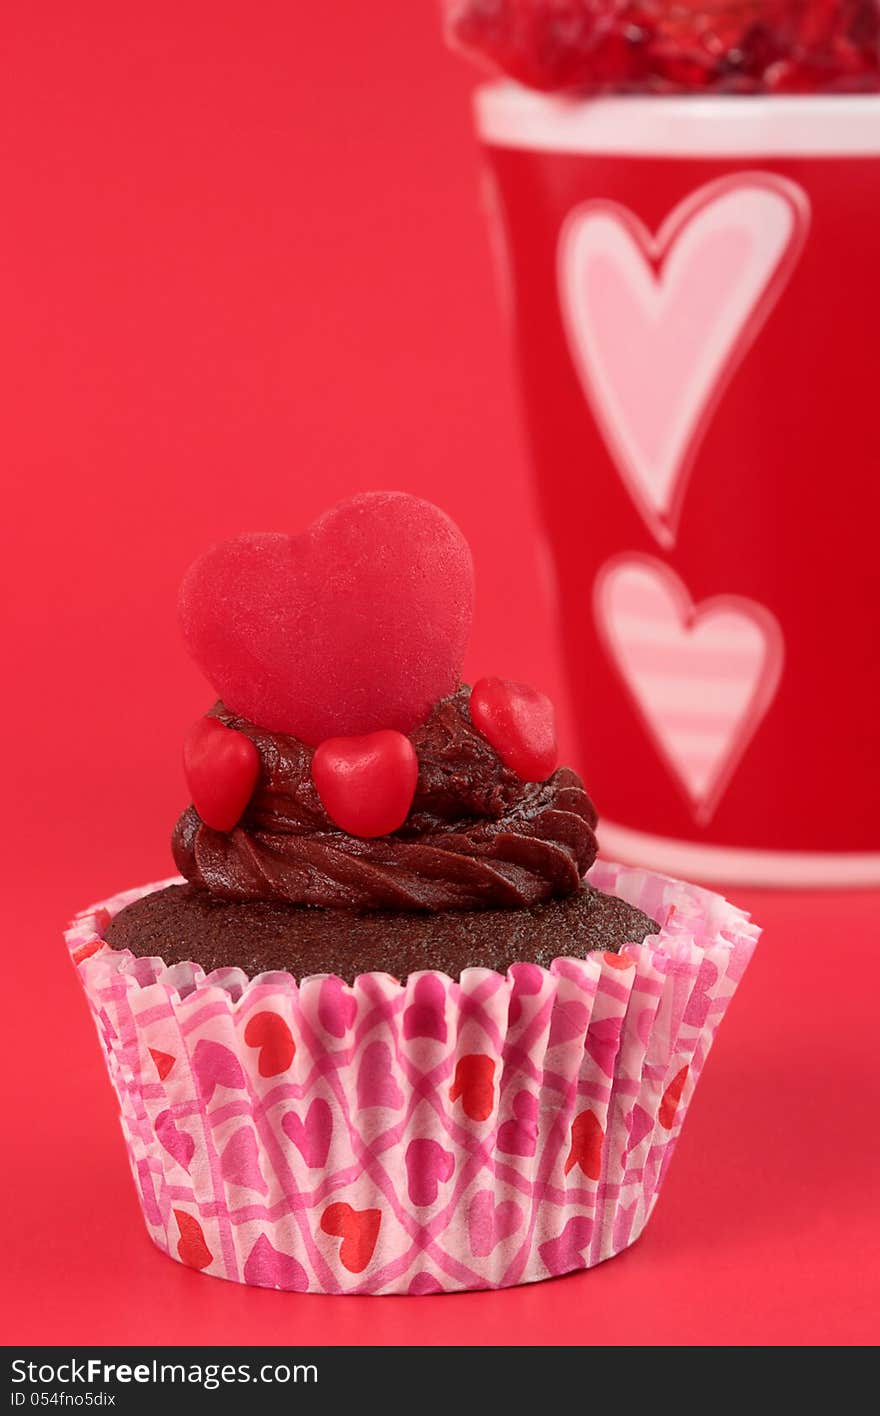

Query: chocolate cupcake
left=67, top=492, right=759, bottom=1294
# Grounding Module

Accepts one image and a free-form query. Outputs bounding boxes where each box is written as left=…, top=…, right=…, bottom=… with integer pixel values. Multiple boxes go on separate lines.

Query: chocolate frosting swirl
left=172, top=689, right=598, bottom=910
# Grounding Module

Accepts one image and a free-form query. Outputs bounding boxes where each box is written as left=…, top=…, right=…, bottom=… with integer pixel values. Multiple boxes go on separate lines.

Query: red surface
left=1, top=2, right=877, bottom=1346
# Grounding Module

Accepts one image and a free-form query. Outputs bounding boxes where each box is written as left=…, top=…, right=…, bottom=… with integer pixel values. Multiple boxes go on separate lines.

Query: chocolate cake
left=106, top=880, right=657, bottom=980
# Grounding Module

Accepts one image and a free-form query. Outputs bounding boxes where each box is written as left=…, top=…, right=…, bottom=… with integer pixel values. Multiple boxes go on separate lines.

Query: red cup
left=477, top=86, right=880, bottom=885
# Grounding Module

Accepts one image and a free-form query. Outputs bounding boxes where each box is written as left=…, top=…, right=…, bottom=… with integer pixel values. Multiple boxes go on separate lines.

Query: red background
left=2, top=1, right=877, bottom=1346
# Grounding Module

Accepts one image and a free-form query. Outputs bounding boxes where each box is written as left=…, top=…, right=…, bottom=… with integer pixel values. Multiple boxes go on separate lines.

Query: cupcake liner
left=65, top=861, right=758, bottom=1294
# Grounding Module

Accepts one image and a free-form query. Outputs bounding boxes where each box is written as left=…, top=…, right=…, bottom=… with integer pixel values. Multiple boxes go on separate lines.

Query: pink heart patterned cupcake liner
left=65, top=859, right=758, bottom=1294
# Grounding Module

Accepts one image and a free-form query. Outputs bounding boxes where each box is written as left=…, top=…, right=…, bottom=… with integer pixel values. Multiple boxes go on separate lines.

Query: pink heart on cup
left=282, top=1098, right=333, bottom=1169
left=595, top=556, right=783, bottom=822
left=559, top=175, right=807, bottom=550
left=467, top=1190, right=524, bottom=1258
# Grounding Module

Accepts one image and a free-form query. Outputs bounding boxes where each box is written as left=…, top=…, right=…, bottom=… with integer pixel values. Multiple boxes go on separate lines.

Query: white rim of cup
left=476, top=81, right=880, bottom=156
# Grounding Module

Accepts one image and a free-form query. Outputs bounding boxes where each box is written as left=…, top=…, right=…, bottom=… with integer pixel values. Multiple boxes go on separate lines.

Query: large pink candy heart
left=179, top=492, right=474, bottom=744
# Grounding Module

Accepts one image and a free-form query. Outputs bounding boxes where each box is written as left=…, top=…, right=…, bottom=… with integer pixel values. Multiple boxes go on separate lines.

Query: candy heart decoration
left=311, top=731, right=418, bottom=838
left=243, top=1011, right=295, bottom=1078
left=559, top=175, right=808, bottom=548
left=183, top=716, right=259, bottom=831
left=595, top=556, right=784, bottom=822
left=173, top=1210, right=212, bottom=1270
left=469, top=677, right=557, bottom=781
left=320, top=1203, right=381, bottom=1275
left=179, top=492, right=474, bottom=743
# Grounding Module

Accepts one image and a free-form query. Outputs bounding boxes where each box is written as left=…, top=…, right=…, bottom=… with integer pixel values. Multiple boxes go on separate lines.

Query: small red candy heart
left=312, top=730, right=418, bottom=838
left=320, top=1203, right=381, bottom=1275
left=183, top=716, right=259, bottom=831
left=179, top=492, right=474, bottom=744
left=469, top=677, right=557, bottom=781
left=244, top=1011, right=296, bottom=1078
